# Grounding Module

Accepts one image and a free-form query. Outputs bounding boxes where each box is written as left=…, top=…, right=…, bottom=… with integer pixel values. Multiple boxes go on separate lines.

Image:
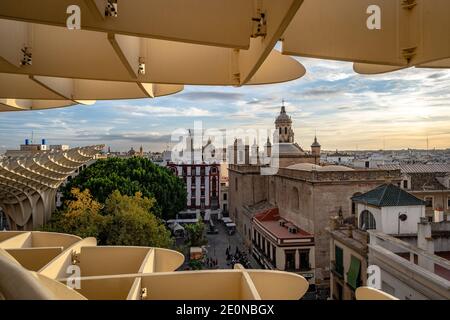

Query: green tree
left=63, top=157, right=187, bottom=220
left=185, top=219, right=207, bottom=247
left=188, top=260, right=203, bottom=270
left=103, top=190, right=173, bottom=248
left=43, top=188, right=106, bottom=239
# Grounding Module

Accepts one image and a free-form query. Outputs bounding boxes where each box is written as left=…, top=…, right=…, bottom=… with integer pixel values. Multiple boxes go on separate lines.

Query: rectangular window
left=223, top=193, right=227, bottom=201
left=285, top=250, right=296, bottom=271
left=299, top=249, right=310, bottom=271
left=425, top=197, right=433, bottom=208
left=447, top=197, right=450, bottom=209
left=403, top=180, right=408, bottom=189
left=335, top=246, right=344, bottom=277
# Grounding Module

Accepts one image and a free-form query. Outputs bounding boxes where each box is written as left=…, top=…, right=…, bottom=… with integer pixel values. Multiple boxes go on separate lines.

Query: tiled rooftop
left=253, top=208, right=313, bottom=240
left=352, top=183, right=425, bottom=207
left=380, top=164, right=450, bottom=173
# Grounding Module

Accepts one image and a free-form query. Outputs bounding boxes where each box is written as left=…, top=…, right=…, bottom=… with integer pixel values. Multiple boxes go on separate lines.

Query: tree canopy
left=43, top=188, right=105, bottom=239
left=43, top=188, right=173, bottom=248
left=103, top=190, right=173, bottom=248
left=185, top=219, right=207, bottom=247
left=63, top=157, right=186, bottom=220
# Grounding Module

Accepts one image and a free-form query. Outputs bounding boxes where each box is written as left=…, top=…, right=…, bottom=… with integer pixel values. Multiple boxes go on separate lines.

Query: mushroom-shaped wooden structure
left=0, top=145, right=103, bottom=229
left=0, top=231, right=310, bottom=300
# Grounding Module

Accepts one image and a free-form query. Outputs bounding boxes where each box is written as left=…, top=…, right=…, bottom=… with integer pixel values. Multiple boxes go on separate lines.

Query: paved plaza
left=178, top=219, right=261, bottom=270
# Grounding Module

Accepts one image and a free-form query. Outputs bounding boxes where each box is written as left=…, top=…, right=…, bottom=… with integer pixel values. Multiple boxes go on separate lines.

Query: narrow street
left=177, top=219, right=261, bottom=270
left=204, top=220, right=261, bottom=269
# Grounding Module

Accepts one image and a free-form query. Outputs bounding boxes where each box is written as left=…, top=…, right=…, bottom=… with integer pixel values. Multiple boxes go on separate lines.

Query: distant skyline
left=1, top=57, right=450, bottom=153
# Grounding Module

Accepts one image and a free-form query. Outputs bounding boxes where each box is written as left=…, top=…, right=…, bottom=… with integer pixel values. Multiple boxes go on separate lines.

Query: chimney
left=434, top=209, right=444, bottom=223
left=244, top=145, right=250, bottom=165
left=417, top=219, right=435, bottom=272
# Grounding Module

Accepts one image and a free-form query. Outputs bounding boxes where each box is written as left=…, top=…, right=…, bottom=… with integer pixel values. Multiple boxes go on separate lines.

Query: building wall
left=330, top=238, right=367, bottom=300
left=228, top=168, right=267, bottom=235
left=356, top=204, right=425, bottom=235
left=252, top=223, right=316, bottom=284
left=268, top=175, right=315, bottom=233
left=410, top=191, right=450, bottom=216
left=381, top=206, right=425, bottom=234
left=278, top=156, right=318, bottom=168
left=380, top=270, right=428, bottom=300
left=230, top=164, right=400, bottom=293
left=368, top=230, right=450, bottom=300
left=168, top=163, right=220, bottom=216
left=356, top=204, right=382, bottom=231
left=310, top=183, right=380, bottom=282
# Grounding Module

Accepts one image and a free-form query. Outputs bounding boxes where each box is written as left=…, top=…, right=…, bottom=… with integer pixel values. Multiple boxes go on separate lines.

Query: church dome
left=275, top=106, right=292, bottom=124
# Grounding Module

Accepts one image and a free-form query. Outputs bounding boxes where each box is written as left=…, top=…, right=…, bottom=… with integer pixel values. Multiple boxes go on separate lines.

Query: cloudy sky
left=1, top=57, right=450, bottom=153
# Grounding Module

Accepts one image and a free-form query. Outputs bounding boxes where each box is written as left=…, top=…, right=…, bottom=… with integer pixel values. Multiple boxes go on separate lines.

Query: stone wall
left=229, top=164, right=401, bottom=286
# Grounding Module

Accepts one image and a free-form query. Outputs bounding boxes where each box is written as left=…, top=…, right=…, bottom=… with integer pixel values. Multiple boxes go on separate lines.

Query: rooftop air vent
left=288, top=226, right=298, bottom=234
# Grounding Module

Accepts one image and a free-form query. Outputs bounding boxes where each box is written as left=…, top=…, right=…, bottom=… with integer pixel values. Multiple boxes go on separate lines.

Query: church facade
left=228, top=104, right=401, bottom=297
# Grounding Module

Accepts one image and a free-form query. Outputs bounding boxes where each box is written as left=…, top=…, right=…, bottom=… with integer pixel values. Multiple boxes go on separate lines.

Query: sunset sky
left=1, top=56, right=449, bottom=153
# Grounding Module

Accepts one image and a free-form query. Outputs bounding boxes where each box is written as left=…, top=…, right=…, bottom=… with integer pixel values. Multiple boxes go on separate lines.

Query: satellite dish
left=399, top=214, right=408, bottom=221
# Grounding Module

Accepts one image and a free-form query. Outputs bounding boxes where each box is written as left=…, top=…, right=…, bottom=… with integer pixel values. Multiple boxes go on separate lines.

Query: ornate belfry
left=0, top=145, right=103, bottom=230
left=274, top=102, right=295, bottom=143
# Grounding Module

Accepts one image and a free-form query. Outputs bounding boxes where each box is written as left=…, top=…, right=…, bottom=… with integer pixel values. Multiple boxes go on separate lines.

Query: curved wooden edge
left=355, top=286, right=399, bottom=300
left=353, top=63, right=407, bottom=75
left=38, top=237, right=97, bottom=279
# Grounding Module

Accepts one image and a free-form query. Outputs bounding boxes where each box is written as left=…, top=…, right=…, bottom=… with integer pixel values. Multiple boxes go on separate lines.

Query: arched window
left=360, top=210, right=376, bottom=230
left=291, top=187, right=299, bottom=211
left=285, top=127, right=287, bottom=134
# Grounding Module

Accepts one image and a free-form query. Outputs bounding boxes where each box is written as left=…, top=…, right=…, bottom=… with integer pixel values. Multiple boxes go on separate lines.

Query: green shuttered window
left=347, top=256, right=361, bottom=290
